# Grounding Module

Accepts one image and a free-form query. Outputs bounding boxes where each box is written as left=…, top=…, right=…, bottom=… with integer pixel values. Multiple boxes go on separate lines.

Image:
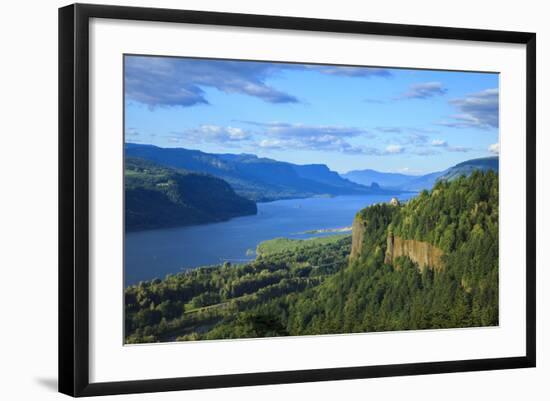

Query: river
left=124, top=193, right=414, bottom=286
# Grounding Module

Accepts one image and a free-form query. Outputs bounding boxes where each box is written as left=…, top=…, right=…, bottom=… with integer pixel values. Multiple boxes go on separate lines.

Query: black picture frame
left=59, top=3, right=536, bottom=397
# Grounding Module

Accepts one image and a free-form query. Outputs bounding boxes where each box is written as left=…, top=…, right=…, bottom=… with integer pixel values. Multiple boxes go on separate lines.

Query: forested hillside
left=124, top=171, right=499, bottom=342
left=125, top=235, right=352, bottom=342
left=291, top=170, right=499, bottom=334
left=125, top=157, right=257, bottom=231
left=438, top=156, right=498, bottom=182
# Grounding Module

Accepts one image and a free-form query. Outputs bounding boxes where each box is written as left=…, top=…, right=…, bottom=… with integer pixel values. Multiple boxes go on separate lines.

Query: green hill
left=125, top=157, right=257, bottom=231
left=438, top=156, right=498, bottom=182
left=256, top=235, right=350, bottom=256
left=289, top=170, right=499, bottom=334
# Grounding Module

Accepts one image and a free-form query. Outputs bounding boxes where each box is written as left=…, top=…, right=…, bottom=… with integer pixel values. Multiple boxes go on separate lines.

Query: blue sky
left=125, top=55, right=499, bottom=174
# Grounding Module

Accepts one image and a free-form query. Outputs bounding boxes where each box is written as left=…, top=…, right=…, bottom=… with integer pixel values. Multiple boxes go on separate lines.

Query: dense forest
left=125, top=157, right=257, bottom=230
left=289, top=170, right=498, bottom=334
left=124, top=171, right=499, bottom=343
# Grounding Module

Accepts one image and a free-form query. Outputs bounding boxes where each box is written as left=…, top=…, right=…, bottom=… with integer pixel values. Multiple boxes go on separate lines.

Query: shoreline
left=126, top=192, right=409, bottom=234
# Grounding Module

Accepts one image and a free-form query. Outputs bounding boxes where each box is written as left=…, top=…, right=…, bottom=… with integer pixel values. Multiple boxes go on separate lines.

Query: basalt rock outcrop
left=350, top=213, right=445, bottom=271
left=384, top=232, right=444, bottom=271
left=350, top=214, right=368, bottom=259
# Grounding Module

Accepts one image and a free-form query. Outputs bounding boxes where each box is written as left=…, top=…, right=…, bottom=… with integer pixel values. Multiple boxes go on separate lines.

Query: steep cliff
left=295, top=172, right=498, bottom=334
left=350, top=214, right=367, bottom=259
left=350, top=211, right=445, bottom=271
left=384, top=232, right=444, bottom=271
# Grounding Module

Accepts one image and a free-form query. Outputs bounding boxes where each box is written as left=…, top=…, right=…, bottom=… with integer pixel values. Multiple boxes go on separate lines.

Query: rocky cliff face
left=350, top=215, right=367, bottom=259
left=384, top=233, right=444, bottom=271
left=350, top=212, right=445, bottom=271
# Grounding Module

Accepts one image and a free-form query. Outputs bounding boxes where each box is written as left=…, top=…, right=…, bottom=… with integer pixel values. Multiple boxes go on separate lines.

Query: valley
left=121, top=55, right=501, bottom=344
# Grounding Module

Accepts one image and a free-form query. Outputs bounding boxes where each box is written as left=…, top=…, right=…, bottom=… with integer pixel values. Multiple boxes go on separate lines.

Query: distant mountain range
left=124, top=144, right=499, bottom=231
left=125, top=143, right=394, bottom=201
left=343, top=156, right=499, bottom=192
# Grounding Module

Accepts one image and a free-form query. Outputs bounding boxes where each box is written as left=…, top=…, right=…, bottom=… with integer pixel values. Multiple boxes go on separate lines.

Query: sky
left=124, top=55, right=499, bottom=175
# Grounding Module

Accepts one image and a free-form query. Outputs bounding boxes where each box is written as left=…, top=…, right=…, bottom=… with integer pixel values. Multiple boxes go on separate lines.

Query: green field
left=256, top=234, right=350, bottom=256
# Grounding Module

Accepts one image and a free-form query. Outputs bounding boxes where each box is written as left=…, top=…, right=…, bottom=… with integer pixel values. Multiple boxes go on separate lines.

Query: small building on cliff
left=389, top=197, right=400, bottom=206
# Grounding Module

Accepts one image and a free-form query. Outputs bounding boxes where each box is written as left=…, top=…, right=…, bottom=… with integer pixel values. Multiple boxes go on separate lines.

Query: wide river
left=125, top=193, right=414, bottom=286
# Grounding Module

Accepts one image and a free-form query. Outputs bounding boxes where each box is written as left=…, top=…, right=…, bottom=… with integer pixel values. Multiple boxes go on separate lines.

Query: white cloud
left=446, top=145, right=471, bottom=153
left=385, top=144, right=405, bottom=154
left=431, top=139, right=447, bottom=147
left=225, top=127, right=249, bottom=140
left=178, top=125, right=252, bottom=144
left=428, top=139, right=471, bottom=153
left=125, top=127, right=140, bottom=137
left=244, top=122, right=378, bottom=155
left=440, top=88, right=499, bottom=129
left=259, top=139, right=284, bottom=149
left=399, top=82, right=447, bottom=99
left=125, top=57, right=392, bottom=108
left=413, top=148, right=440, bottom=156
left=396, top=167, right=424, bottom=175
left=488, top=143, right=499, bottom=155
left=376, top=126, right=402, bottom=133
